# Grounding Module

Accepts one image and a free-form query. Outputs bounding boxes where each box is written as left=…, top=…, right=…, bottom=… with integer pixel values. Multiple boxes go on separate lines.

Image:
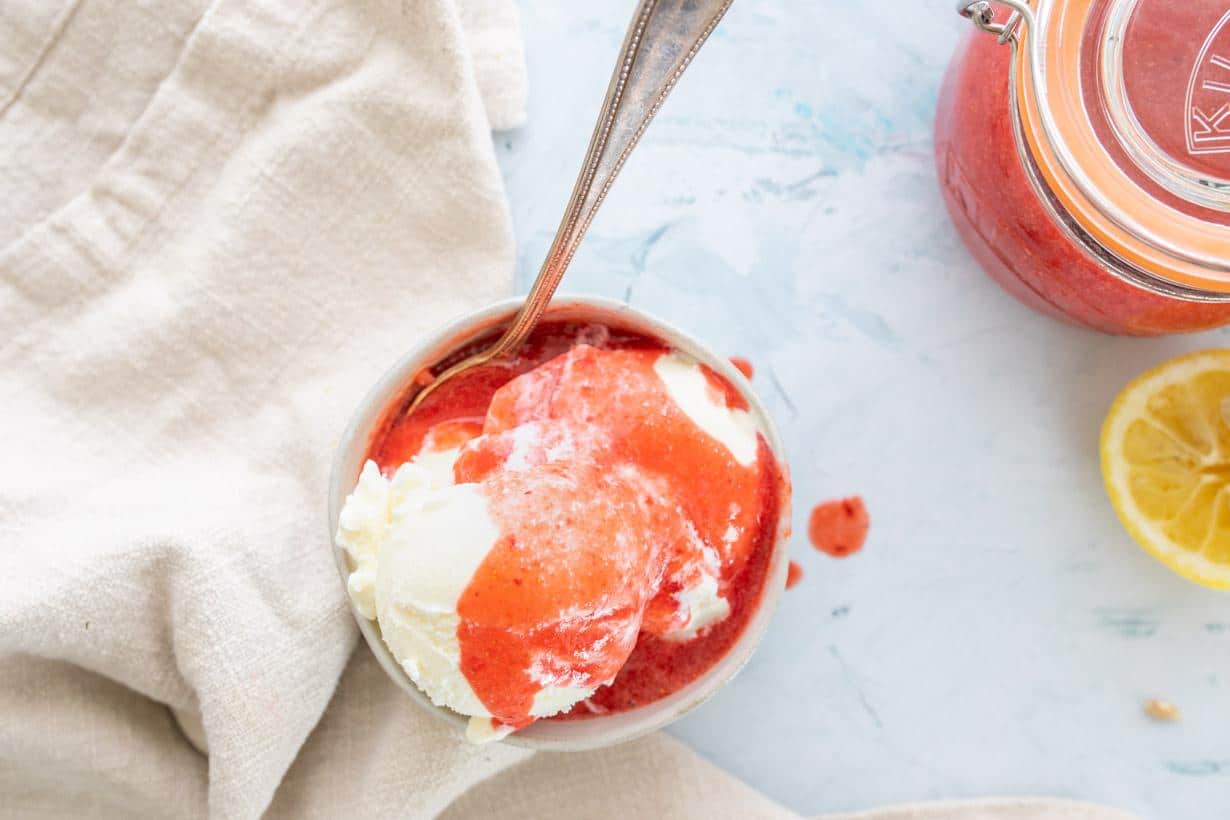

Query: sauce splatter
left=808, top=496, right=869, bottom=558
left=785, top=560, right=804, bottom=590
left=730, top=356, right=754, bottom=380
left=699, top=363, right=750, bottom=412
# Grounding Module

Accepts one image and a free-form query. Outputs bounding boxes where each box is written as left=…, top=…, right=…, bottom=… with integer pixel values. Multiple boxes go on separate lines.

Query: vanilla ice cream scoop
left=339, top=457, right=671, bottom=740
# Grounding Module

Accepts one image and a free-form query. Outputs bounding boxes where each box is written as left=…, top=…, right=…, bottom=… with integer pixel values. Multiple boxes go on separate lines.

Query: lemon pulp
left=1101, top=350, right=1230, bottom=589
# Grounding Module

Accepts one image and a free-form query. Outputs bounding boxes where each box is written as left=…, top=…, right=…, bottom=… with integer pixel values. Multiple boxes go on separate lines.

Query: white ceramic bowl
left=328, top=295, right=791, bottom=751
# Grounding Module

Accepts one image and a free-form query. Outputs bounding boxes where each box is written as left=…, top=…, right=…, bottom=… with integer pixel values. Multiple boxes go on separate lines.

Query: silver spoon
left=406, top=0, right=734, bottom=416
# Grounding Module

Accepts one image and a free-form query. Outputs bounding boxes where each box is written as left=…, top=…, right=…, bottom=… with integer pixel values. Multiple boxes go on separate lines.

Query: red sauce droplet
left=729, top=356, right=754, bottom=380
left=808, top=496, right=869, bottom=558
left=785, top=560, right=803, bottom=590
left=699, top=363, right=749, bottom=411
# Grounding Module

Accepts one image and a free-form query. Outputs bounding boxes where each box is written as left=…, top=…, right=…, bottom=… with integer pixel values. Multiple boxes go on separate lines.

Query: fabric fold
left=0, top=0, right=522, bottom=816
left=441, top=728, right=800, bottom=820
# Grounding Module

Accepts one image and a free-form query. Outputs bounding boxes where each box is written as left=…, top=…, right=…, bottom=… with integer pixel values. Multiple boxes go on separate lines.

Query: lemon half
left=1101, top=350, right=1230, bottom=589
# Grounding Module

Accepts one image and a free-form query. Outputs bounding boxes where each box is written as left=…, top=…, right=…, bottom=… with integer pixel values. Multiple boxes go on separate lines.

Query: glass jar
left=936, top=0, right=1230, bottom=335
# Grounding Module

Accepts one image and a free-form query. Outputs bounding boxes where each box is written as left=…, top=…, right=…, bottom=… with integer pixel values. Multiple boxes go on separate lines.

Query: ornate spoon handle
left=408, top=0, right=733, bottom=413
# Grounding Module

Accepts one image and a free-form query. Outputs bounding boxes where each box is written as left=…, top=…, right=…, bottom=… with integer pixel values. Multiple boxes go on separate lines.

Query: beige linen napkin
left=0, top=1, right=1142, bottom=818
left=0, top=0, right=525, bottom=816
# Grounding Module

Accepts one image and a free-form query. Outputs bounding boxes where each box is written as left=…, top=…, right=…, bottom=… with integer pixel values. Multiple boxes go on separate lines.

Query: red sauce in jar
left=935, top=18, right=1230, bottom=335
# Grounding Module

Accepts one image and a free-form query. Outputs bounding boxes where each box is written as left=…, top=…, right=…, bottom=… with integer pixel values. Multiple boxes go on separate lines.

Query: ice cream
left=336, top=322, right=785, bottom=741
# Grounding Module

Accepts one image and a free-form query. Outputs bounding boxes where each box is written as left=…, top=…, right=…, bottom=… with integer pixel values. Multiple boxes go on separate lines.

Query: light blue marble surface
left=496, top=3, right=1230, bottom=818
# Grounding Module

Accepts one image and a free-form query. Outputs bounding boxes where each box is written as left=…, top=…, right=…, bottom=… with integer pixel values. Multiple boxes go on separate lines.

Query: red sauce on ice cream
left=366, top=321, right=787, bottom=728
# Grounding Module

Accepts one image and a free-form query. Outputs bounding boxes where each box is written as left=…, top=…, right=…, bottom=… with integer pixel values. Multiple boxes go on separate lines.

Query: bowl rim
left=328, top=294, right=791, bottom=751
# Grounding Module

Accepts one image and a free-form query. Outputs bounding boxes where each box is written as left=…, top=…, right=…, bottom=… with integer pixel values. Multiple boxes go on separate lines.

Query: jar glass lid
left=1013, top=0, right=1230, bottom=292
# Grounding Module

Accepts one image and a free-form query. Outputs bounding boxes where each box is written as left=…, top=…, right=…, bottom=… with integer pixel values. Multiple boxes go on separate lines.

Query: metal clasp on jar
left=956, top=0, right=1034, bottom=45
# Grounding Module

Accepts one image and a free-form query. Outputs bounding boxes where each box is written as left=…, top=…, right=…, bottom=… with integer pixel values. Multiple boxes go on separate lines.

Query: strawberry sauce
left=562, top=436, right=782, bottom=716
left=365, top=321, right=787, bottom=726
left=730, top=356, right=754, bottom=380
left=808, top=496, right=869, bottom=558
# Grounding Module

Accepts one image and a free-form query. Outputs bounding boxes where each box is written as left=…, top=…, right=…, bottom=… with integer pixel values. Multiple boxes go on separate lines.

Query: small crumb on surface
left=1144, top=698, right=1180, bottom=722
